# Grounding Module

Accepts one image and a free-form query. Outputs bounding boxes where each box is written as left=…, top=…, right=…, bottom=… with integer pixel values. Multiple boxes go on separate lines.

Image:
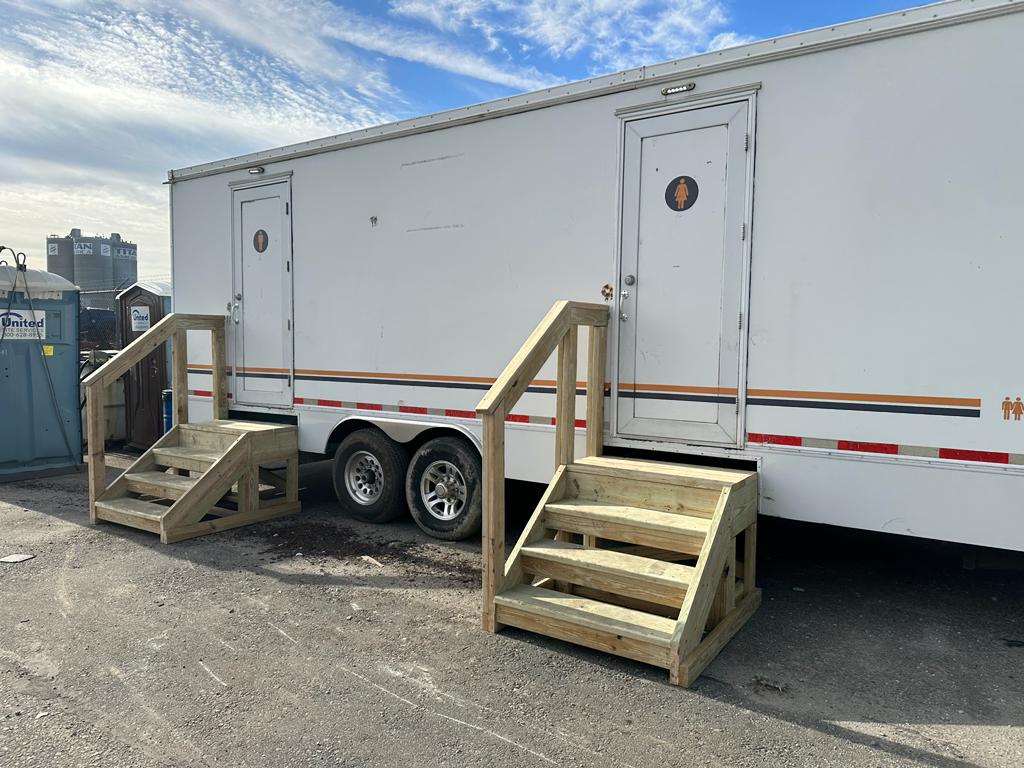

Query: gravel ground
left=1, top=456, right=1022, bottom=768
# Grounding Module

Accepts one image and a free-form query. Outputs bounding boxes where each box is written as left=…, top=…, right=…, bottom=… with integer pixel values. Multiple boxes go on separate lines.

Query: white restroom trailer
left=168, top=0, right=1024, bottom=549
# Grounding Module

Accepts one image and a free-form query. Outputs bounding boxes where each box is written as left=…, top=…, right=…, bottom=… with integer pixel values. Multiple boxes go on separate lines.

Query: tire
left=405, top=436, right=482, bottom=541
left=331, top=429, right=409, bottom=524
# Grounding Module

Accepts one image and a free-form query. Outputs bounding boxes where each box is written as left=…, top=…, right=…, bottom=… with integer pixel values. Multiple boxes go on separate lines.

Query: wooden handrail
left=84, top=312, right=228, bottom=524
left=477, top=301, right=608, bottom=416
left=475, top=300, right=608, bottom=632
left=82, top=313, right=221, bottom=390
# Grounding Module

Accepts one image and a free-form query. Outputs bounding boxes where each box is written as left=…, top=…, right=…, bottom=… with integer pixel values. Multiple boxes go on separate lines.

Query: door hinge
left=738, top=312, right=744, bottom=331
left=744, top=133, right=750, bottom=151
left=287, top=319, right=291, bottom=331
left=286, top=261, right=290, bottom=273
left=741, top=222, right=747, bottom=241
left=285, top=202, right=290, bottom=215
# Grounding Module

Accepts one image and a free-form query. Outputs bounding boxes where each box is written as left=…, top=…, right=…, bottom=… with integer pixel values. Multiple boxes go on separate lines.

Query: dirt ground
left=1, top=456, right=1022, bottom=768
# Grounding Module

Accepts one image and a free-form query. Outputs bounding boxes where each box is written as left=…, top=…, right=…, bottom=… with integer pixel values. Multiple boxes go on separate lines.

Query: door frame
left=609, top=86, right=758, bottom=448
left=228, top=172, right=295, bottom=409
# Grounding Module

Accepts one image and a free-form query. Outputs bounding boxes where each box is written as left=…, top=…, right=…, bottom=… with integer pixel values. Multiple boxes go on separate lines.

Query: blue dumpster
left=0, top=264, right=82, bottom=480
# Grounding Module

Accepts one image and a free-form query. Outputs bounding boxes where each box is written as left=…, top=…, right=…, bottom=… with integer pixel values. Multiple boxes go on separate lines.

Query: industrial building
left=46, top=228, right=138, bottom=311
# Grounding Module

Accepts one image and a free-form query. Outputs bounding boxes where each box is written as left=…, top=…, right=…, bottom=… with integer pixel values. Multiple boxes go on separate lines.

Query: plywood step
left=125, top=470, right=197, bottom=500
left=494, top=584, right=674, bottom=668
left=545, top=499, right=710, bottom=555
left=94, top=497, right=168, bottom=533
left=152, top=446, right=221, bottom=472
left=520, top=539, right=694, bottom=608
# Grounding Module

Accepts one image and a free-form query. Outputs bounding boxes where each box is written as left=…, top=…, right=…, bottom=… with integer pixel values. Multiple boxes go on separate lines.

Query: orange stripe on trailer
left=747, top=388, right=980, bottom=407
left=295, top=368, right=495, bottom=383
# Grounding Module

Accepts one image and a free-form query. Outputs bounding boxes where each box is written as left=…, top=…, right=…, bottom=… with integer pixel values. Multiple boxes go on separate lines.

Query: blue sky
left=0, top=0, right=912, bottom=278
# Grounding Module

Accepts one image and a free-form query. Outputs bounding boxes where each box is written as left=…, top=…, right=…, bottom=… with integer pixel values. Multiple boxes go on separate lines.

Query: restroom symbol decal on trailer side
left=1002, top=396, right=1023, bottom=421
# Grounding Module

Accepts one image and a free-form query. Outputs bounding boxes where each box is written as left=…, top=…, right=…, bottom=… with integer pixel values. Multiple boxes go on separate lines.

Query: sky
left=0, top=0, right=914, bottom=281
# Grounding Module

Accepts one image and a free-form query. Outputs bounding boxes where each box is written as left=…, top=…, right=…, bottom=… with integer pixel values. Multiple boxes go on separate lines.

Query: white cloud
left=390, top=0, right=748, bottom=72
left=0, top=0, right=750, bottom=279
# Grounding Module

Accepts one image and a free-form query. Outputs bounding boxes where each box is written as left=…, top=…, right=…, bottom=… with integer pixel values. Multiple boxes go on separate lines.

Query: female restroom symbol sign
left=665, top=176, right=699, bottom=211
left=253, top=229, right=269, bottom=253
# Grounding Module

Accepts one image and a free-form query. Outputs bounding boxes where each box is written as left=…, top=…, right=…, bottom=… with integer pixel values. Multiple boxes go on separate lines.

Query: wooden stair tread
left=95, top=496, right=169, bottom=533
left=572, top=455, right=753, bottom=488
left=494, top=584, right=674, bottom=667
left=124, top=470, right=198, bottom=499
left=521, top=539, right=694, bottom=599
left=96, top=496, right=168, bottom=518
left=152, top=446, right=222, bottom=471
left=545, top=499, right=709, bottom=556
left=547, top=499, right=710, bottom=533
left=182, top=420, right=296, bottom=434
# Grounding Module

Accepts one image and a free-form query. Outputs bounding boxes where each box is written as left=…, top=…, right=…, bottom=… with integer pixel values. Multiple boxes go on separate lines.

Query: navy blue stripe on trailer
left=746, top=397, right=980, bottom=418
left=619, top=390, right=737, bottom=405
left=187, top=368, right=979, bottom=417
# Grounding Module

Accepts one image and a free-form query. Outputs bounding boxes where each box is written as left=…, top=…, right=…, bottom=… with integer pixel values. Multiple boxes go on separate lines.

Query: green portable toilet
left=0, top=264, right=82, bottom=480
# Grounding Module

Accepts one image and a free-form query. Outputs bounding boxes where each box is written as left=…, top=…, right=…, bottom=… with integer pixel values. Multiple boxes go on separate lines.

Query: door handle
left=619, top=313, right=629, bottom=322
left=231, top=300, right=240, bottom=325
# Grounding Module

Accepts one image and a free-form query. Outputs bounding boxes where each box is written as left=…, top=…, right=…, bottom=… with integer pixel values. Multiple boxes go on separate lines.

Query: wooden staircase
left=476, top=301, right=759, bottom=686
left=495, top=456, right=758, bottom=685
left=82, top=314, right=300, bottom=543
left=94, top=420, right=299, bottom=544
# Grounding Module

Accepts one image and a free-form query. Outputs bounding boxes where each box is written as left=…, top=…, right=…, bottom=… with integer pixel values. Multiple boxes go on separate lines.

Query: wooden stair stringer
left=159, top=433, right=250, bottom=535
left=500, top=466, right=569, bottom=594
left=96, top=426, right=181, bottom=503
left=669, top=485, right=741, bottom=687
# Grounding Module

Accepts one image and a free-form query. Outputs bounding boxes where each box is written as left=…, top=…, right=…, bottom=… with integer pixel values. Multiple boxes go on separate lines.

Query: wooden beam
left=742, top=522, right=757, bottom=591
left=171, top=327, right=188, bottom=426
left=285, top=457, right=299, bottom=504
left=585, top=324, right=606, bottom=458
left=481, top=412, right=505, bottom=632
left=476, top=301, right=569, bottom=417
left=80, top=313, right=223, bottom=391
left=161, top=436, right=249, bottom=532
left=554, top=325, right=577, bottom=470
left=670, top=487, right=733, bottom=684
left=503, top=465, right=568, bottom=588
left=210, top=318, right=229, bottom=419
left=708, top=538, right=737, bottom=628
left=674, top=589, right=761, bottom=687
left=85, top=384, right=105, bottom=525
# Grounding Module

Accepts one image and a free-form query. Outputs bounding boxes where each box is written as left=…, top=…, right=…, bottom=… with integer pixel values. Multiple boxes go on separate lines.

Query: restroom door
left=615, top=102, right=750, bottom=444
left=231, top=180, right=293, bottom=407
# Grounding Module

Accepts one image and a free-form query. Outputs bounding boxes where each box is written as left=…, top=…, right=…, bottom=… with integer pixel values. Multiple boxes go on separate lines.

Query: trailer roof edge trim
left=167, top=0, right=1021, bottom=183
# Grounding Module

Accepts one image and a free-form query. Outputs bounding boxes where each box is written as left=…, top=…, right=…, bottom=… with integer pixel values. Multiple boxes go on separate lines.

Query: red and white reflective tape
left=747, top=432, right=1022, bottom=465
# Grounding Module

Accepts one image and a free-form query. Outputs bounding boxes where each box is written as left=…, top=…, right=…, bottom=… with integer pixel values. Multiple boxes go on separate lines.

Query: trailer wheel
left=331, top=429, right=409, bottom=524
left=405, top=436, right=482, bottom=541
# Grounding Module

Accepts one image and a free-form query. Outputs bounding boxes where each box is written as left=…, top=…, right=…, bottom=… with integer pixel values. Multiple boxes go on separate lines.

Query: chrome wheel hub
left=420, top=460, right=467, bottom=521
left=345, top=451, right=384, bottom=505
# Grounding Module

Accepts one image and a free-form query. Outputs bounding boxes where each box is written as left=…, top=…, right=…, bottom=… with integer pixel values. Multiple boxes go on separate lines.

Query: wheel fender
left=328, top=415, right=482, bottom=454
